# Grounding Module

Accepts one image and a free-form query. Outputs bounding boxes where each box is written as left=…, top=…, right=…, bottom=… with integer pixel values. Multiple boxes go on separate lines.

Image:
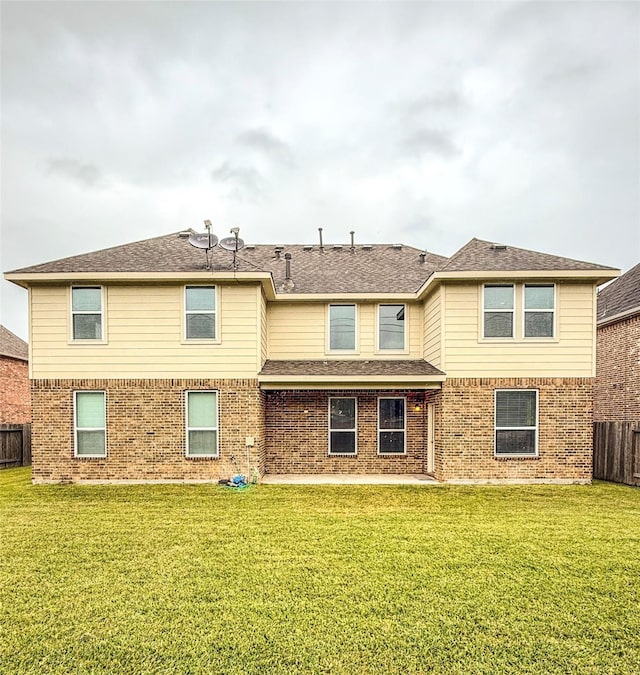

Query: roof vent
left=274, top=246, right=284, bottom=259
left=245, top=244, right=255, bottom=250
left=362, top=245, right=373, bottom=251
left=392, top=244, right=402, bottom=250
left=491, top=244, right=507, bottom=251
left=419, top=252, right=426, bottom=263
left=303, top=245, right=313, bottom=251
left=178, top=231, right=191, bottom=238
left=333, top=245, right=343, bottom=250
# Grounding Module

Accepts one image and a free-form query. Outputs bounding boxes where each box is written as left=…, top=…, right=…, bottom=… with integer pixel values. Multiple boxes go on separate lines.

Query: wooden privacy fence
left=0, top=424, right=31, bottom=468
left=593, top=421, right=640, bottom=487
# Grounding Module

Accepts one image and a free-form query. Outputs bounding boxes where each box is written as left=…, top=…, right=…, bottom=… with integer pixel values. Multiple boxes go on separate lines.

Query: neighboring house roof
left=6, top=231, right=617, bottom=295
left=259, top=359, right=445, bottom=377
left=0, top=325, right=28, bottom=361
left=597, top=261, right=640, bottom=324
left=439, top=238, right=616, bottom=273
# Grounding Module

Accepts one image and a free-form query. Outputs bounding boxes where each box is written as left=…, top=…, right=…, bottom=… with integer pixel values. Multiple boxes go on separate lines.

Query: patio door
left=427, top=402, right=435, bottom=474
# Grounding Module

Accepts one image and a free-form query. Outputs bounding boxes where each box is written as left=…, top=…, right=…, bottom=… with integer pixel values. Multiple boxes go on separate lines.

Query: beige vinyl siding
left=267, top=301, right=422, bottom=360
left=423, top=287, right=442, bottom=368
left=30, top=283, right=261, bottom=378
left=259, top=288, right=268, bottom=368
left=443, top=281, right=596, bottom=377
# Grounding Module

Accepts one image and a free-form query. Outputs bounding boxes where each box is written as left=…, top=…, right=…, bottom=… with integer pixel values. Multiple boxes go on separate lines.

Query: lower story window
left=329, top=397, right=357, bottom=455
left=74, top=391, right=106, bottom=457
left=378, top=397, right=406, bottom=454
left=495, top=389, right=538, bottom=456
left=186, top=390, right=219, bottom=457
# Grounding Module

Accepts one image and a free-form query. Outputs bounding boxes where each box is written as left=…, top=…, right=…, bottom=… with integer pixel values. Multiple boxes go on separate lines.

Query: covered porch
left=258, top=359, right=445, bottom=478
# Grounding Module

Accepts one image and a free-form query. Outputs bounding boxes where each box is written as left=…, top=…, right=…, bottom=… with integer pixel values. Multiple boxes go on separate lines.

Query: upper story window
left=185, top=286, right=217, bottom=340
left=524, top=285, right=555, bottom=338
left=74, top=391, right=106, bottom=457
left=378, top=304, right=406, bottom=350
left=328, top=304, right=356, bottom=351
left=71, top=287, right=103, bottom=340
left=483, top=285, right=514, bottom=338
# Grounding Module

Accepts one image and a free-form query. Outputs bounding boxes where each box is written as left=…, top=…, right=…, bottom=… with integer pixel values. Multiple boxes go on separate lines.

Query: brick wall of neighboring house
left=435, top=377, right=594, bottom=483
left=30, top=379, right=265, bottom=483
left=595, top=313, right=640, bottom=421
left=0, top=355, right=31, bottom=424
left=265, top=389, right=437, bottom=474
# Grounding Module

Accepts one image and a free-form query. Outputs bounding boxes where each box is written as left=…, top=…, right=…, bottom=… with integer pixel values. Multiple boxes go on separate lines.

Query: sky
left=1, top=1, right=639, bottom=341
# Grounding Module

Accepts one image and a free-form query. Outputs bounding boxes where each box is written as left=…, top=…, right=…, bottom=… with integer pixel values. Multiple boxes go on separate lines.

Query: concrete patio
left=260, top=473, right=439, bottom=485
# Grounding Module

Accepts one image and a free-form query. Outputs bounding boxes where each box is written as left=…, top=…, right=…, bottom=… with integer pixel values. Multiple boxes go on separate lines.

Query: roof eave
left=4, top=271, right=278, bottom=300
left=417, top=268, right=620, bottom=299
left=597, top=305, right=640, bottom=328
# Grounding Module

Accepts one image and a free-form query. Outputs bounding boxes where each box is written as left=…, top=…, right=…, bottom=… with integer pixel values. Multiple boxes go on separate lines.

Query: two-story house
left=4, top=231, right=618, bottom=484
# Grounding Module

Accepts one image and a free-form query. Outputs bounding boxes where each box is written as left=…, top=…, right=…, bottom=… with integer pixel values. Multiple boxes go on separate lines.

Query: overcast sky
left=1, top=1, right=639, bottom=340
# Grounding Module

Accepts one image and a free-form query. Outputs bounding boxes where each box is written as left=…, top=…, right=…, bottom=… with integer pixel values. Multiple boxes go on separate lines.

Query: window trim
left=328, top=396, right=358, bottom=456
left=482, top=284, right=515, bottom=339
left=74, top=390, right=107, bottom=458
left=523, top=284, right=556, bottom=339
left=376, top=303, right=407, bottom=352
left=377, top=396, right=407, bottom=456
left=70, top=285, right=106, bottom=343
left=184, top=285, right=219, bottom=343
left=327, top=303, right=358, bottom=353
left=494, top=389, right=539, bottom=458
left=185, top=390, right=220, bottom=458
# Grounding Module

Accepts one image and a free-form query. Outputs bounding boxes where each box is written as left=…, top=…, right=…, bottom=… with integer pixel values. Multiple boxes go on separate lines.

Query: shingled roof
left=6, top=231, right=617, bottom=294
left=597, top=262, right=640, bottom=323
left=0, top=325, right=28, bottom=361
left=440, top=238, right=616, bottom=273
left=259, top=359, right=445, bottom=377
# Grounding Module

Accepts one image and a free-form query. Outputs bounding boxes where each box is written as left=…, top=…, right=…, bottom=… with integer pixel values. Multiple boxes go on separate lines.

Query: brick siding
left=0, top=355, right=31, bottom=424
left=31, top=379, right=264, bottom=483
left=265, top=389, right=436, bottom=474
left=595, top=313, right=640, bottom=421
left=436, top=377, right=594, bottom=482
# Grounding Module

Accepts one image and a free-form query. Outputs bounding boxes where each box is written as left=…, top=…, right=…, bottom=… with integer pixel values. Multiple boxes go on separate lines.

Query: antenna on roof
left=188, top=219, right=219, bottom=269
left=219, top=227, right=245, bottom=270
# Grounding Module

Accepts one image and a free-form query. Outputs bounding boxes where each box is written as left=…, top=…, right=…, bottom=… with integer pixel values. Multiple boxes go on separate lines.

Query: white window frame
left=494, top=389, right=539, bottom=458
left=70, top=286, right=105, bottom=342
left=377, top=303, right=407, bottom=351
left=482, top=284, right=515, bottom=339
left=327, top=304, right=358, bottom=352
left=328, top=397, right=358, bottom=456
left=184, top=285, right=218, bottom=342
left=185, top=390, right=219, bottom=458
left=523, top=284, right=556, bottom=339
left=74, top=390, right=107, bottom=458
left=377, top=396, right=407, bottom=455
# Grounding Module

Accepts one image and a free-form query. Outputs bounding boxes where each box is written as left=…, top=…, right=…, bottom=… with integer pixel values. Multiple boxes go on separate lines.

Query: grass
left=1, top=468, right=639, bottom=674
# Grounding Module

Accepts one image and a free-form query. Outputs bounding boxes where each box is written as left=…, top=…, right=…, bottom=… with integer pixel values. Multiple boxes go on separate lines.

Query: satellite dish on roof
left=188, top=232, right=218, bottom=249
left=219, top=236, right=245, bottom=251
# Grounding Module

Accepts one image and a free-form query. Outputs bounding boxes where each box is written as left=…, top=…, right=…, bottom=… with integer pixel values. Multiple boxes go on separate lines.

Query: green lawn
left=1, top=468, right=639, bottom=674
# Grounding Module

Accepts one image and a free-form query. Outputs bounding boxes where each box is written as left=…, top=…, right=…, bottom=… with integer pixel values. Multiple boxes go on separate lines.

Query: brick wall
left=0, top=355, right=30, bottom=424
left=436, top=377, right=594, bottom=482
left=595, top=313, right=640, bottom=421
left=31, top=379, right=264, bottom=483
left=265, top=389, right=436, bottom=474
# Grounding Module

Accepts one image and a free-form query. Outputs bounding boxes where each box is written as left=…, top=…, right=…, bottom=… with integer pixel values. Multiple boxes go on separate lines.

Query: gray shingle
left=0, top=326, right=28, bottom=361
left=259, top=359, right=444, bottom=377
left=597, top=262, right=640, bottom=322
left=6, top=231, right=616, bottom=295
